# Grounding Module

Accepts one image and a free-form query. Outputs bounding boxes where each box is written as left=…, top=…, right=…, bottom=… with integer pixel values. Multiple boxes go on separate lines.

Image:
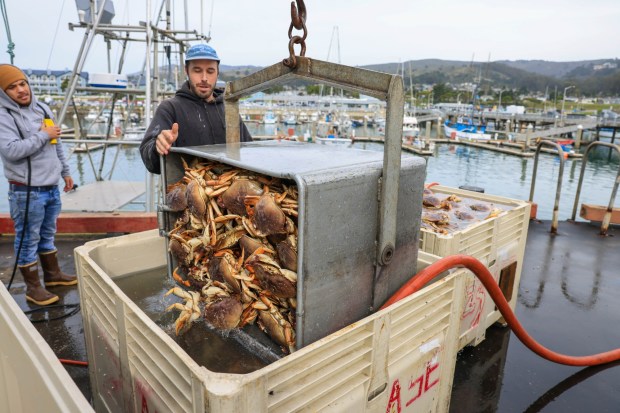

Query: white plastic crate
left=419, top=185, right=530, bottom=349
left=0, top=283, right=94, bottom=413
left=75, top=230, right=468, bottom=413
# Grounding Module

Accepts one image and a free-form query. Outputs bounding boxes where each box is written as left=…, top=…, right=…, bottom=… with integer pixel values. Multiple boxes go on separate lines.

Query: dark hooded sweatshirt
left=140, top=81, right=252, bottom=174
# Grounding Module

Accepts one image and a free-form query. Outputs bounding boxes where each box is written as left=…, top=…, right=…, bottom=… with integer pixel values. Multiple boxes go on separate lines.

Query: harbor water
left=0, top=123, right=618, bottom=221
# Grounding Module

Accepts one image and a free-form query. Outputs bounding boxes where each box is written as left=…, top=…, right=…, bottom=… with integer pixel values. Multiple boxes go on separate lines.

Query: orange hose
left=381, top=255, right=620, bottom=366
left=59, top=359, right=88, bottom=367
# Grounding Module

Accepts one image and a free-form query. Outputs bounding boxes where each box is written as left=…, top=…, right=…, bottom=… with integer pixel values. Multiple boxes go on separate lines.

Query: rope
left=46, top=0, right=67, bottom=70
left=0, top=0, right=15, bottom=63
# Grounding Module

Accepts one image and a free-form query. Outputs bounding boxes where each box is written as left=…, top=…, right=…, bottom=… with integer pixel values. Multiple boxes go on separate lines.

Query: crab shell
left=454, top=209, right=474, bottom=220
left=209, top=254, right=242, bottom=294
left=422, top=211, right=450, bottom=226
left=169, top=237, right=190, bottom=266
left=470, top=203, right=491, bottom=212
left=220, top=179, right=264, bottom=216
left=248, top=193, right=288, bottom=236
left=246, top=254, right=297, bottom=298
left=276, top=235, right=298, bottom=272
left=239, top=234, right=272, bottom=257
left=166, top=181, right=188, bottom=211
left=203, top=295, right=243, bottom=330
left=423, top=195, right=442, bottom=208
left=186, top=180, right=208, bottom=218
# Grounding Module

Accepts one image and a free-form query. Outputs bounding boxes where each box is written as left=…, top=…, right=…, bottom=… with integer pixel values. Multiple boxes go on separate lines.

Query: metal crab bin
left=162, top=142, right=426, bottom=348
left=159, top=56, right=426, bottom=349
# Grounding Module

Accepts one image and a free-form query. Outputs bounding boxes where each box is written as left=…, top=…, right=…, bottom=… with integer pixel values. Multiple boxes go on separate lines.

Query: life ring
left=450, top=131, right=457, bottom=139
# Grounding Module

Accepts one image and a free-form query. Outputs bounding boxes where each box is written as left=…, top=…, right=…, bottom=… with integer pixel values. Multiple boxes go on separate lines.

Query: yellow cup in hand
left=43, top=118, right=57, bottom=144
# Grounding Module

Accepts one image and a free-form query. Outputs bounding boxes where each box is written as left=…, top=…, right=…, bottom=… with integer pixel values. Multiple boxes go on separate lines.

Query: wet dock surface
left=450, top=220, right=620, bottom=412
left=1, top=220, right=619, bottom=411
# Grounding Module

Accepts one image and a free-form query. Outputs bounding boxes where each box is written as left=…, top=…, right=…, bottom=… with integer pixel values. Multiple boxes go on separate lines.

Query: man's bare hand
left=42, top=123, right=61, bottom=140
left=155, top=123, right=179, bottom=155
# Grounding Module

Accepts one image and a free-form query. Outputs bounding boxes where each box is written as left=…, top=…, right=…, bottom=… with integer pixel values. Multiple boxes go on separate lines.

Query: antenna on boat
left=408, top=61, right=415, bottom=116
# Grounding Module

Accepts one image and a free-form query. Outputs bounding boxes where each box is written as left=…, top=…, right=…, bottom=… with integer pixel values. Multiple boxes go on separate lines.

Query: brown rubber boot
left=19, top=262, right=59, bottom=306
left=39, top=250, right=78, bottom=287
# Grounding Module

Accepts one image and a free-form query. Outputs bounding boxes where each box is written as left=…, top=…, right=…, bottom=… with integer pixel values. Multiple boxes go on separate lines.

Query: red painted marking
left=462, top=281, right=485, bottom=329
left=141, top=394, right=149, bottom=413
left=0, top=212, right=157, bottom=234
left=406, top=375, right=423, bottom=406
left=385, top=379, right=402, bottom=413
left=424, top=362, right=440, bottom=392
left=379, top=360, right=439, bottom=409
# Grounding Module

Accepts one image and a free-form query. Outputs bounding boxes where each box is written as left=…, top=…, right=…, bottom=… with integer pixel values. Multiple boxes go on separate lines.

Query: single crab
left=164, top=287, right=202, bottom=335
left=245, top=249, right=297, bottom=299
left=202, top=281, right=244, bottom=330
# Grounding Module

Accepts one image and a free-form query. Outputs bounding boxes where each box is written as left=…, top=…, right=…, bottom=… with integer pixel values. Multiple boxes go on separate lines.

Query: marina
left=2, top=0, right=620, bottom=412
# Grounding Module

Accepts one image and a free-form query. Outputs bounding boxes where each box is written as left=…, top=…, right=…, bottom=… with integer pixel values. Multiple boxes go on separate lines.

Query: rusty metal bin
left=161, top=140, right=426, bottom=348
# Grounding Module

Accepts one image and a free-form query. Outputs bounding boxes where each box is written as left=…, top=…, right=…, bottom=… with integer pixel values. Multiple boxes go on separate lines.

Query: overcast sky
left=3, top=0, right=619, bottom=74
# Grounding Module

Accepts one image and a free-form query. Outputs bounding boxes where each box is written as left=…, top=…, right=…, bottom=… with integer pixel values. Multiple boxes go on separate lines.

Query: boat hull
left=444, top=122, right=492, bottom=141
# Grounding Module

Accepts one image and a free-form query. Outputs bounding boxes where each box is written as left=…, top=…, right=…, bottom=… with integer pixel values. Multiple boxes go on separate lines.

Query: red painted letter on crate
left=405, top=361, right=440, bottom=408
left=386, top=379, right=402, bottom=413
left=425, top=361, right=440, bottom=392
left=406, top=374, right=424, bottom=407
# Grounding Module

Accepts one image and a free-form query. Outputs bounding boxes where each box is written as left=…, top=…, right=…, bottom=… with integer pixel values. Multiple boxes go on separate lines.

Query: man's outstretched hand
left=155, top=122, right=179, bottom=155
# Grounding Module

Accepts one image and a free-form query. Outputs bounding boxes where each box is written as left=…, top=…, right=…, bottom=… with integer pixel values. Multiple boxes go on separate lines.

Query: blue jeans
left=9, top=187, right=61, bottom=265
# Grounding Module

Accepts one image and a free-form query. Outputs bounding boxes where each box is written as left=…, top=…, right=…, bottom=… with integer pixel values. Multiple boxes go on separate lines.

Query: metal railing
left=571, top=142, right=620, bottom=235
left=529, top=140, right=565, bottom=234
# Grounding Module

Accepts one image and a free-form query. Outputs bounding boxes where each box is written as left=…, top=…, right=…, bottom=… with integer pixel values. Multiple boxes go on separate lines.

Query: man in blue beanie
left=140, top=44, right=252, bottom=173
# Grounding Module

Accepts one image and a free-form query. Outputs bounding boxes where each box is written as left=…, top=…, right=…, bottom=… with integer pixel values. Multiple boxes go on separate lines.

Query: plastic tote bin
left=0, top=283, right=94, bottom=413
left=419, top=185, right=530, bottom=348
left=75, top=230, right=469, bottom=413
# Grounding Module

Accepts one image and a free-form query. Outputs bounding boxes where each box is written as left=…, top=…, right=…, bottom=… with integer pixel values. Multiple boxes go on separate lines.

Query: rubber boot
left=19, top=262, right=59, bottom=306
left=39, top=250, right=78, bottom=287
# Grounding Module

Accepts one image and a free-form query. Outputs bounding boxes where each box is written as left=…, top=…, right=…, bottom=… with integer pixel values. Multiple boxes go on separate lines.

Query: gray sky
left=3, top=0, right=620, bottom=74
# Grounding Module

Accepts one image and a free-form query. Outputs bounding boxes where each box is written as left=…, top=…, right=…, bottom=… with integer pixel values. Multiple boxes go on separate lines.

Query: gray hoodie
left=0, top=85, right=70, bottom=186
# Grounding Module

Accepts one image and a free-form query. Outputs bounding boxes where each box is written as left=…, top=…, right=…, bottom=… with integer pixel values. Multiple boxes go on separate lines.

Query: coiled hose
left=381, top=254, right=620, bottom=366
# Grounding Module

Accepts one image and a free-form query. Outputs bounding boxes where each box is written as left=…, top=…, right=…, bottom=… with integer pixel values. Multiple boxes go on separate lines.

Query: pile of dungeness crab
left=421, top=184, right=504, bottom=234
left=164, top=158, right=298, bottom=353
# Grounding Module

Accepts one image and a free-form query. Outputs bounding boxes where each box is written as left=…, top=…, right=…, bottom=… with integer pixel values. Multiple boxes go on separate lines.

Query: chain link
left=283, top=0, right=307, bottom=68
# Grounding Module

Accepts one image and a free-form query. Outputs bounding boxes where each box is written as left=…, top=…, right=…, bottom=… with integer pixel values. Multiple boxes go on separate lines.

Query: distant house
left=23, top=69, right=89, bottom=95
left=593, top=62, right=618, bottom=71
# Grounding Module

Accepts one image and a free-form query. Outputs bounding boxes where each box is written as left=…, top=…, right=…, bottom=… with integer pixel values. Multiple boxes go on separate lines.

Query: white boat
left=123, top=126, right=146, bottom=141
left=263, top=111, right=277, bottom=124
left=443, top=117, right=492, bottom=141
left=403, top=116, right=420, bottom=139
left=283, top=113, right=297, bottom=125
left=87, top=73, right=128, bottom=89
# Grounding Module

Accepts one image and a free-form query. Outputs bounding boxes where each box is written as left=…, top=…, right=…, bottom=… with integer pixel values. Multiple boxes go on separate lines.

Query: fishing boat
left=282, top=113, right=298, bottom=125
left=262, top=110, right=277, bottom=124
left=403, top=115, right=420, bottom=139
left=444, top=117, right=492, bottom=141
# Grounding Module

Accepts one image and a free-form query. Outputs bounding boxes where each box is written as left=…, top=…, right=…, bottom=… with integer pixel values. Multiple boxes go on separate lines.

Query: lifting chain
left=283, top=0, right=307, bottom=68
